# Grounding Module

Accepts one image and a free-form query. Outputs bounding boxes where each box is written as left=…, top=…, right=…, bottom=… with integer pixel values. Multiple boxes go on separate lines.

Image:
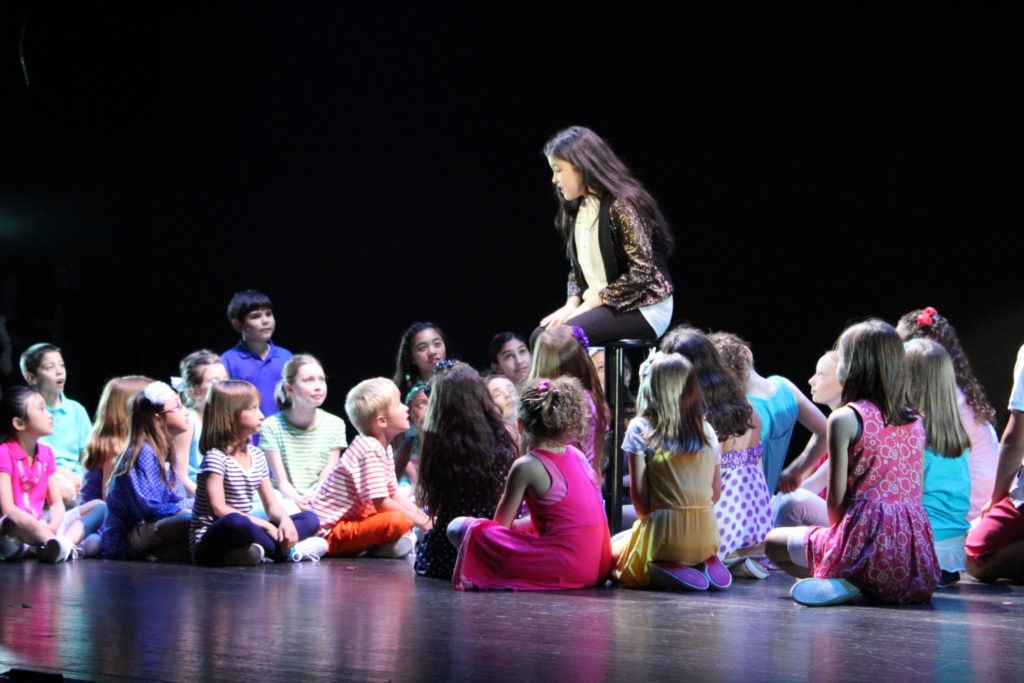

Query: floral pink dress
left=806, top=400, right=940, bottom=604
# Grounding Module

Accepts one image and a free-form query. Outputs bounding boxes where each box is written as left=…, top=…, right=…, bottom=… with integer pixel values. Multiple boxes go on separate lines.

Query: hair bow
left=536, top=379, right=552, bottom=391
left=571, top=325, right=590, bottom=349
left=917, top=306, right=938, bottom=327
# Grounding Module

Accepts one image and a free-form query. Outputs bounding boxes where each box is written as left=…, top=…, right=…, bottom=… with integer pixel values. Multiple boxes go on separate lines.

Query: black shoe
left=938, top=570, right=960, bottom=588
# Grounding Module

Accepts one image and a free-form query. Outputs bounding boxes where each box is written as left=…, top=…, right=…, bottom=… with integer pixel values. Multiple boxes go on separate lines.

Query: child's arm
left=45, top=476, right=66, bottom=533
left=627, top=450, right=650, bottom=518
left=987, top=410, right=1024, bottom=511
left=711, top=463, right=722, bottom=504
left=492, top=456, right=548, bottom=528
left=265, top=448, right=308, bottom=509
left=172, top=423, right=196, bottom=497
left=374, top=489, right=431, bottom=529
left=777, top=382, right=829, bottom=492
left=0, top=472, right=18, bottom=517
left=258, top=476, right=298, bottom=550
left=825, top=407, right=856, bottom=526
left=317, top=448, right=341, bottom=490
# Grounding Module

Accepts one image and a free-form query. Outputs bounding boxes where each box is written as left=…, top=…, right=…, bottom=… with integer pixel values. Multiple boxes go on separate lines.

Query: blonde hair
left=200, top=380, right=261, bottom=454
left=84, top=375, right=152, bottom=472
left=518, top=376, right=588, bottom=454
left=905, top=339, right=970, bottom=458
left=529, top=325, right=609, bottom=434
left=345, top=377, right=398, bottom=435
left=636, top=354, right=709, bottom=455
left=275, top=353, right=324, bottom=411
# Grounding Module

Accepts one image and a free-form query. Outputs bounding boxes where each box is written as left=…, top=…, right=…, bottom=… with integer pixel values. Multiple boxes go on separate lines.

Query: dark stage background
left=1, top=5, right=1021, bottom=441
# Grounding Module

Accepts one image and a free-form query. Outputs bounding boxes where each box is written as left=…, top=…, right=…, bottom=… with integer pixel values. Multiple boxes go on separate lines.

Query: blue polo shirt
left=39, top=392, right=91, bottom=478
left=221, top=340, right=293, bottom=422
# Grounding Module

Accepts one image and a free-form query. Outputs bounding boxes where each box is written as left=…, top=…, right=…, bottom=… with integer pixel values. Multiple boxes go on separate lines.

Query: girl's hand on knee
left=277, top=517, right=298, bottom=548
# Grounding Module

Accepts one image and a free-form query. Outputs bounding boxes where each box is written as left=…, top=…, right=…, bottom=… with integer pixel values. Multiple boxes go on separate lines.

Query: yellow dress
left=615, top=421, right=720, bottom=587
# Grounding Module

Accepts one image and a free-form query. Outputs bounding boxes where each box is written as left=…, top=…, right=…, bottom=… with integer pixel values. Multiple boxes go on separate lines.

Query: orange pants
left=325, top=511, right=412, bottom=556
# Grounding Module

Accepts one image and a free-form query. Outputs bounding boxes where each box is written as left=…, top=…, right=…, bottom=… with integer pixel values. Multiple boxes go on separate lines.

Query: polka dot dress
left=714, top=441, right=772, bottom=559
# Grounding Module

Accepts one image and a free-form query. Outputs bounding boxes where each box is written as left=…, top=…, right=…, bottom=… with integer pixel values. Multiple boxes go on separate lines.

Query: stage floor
left=1, top=556, right=1023, bottom=682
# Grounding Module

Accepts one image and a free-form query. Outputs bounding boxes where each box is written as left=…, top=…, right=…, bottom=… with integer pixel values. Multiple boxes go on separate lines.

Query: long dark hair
left=418, top=362, right=516, bottom=522
left=660, top=325, right=753, bottom=440
left=543, top=126, right=674, bottom=258
left=392, top=321, right=449, bottom=395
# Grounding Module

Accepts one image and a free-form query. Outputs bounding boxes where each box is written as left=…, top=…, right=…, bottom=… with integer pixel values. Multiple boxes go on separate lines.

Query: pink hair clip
left=917, top=306, right=938, bottom=327
left=536, top=379, right=552, bottom=391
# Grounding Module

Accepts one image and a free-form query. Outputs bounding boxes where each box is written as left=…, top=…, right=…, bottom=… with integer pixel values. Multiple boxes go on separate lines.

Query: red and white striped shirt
left=312, top=434, right=397, bottom=532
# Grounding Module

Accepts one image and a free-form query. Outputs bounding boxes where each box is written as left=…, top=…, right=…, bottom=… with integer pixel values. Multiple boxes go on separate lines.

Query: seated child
left=393, top=382, right=429, bottom=500
left=19, top=343, right=91, bottom=506
left=262, top=354, right=347, bottom=513
left=613, top=353, right=730, bottom=591
left=414, top=362, right=518, bottom=580
left=100, top=382, right=193, bottom=560
left=448, top=377, right=614, bottom=590
left=81, top=376, right=151, bottom=502
left=311, top=378, right=430, bottom=557
left=488, top=331, right=531, bottom=388
left=189, top=380, right=323, bottom=566
left=1, top=387, right=105, bottom=562
left=172, top=349, right=229, bottom=496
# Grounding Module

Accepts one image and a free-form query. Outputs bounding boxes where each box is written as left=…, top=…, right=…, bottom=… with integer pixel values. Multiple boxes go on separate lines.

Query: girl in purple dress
left=766, top=319, right=940, bottom=606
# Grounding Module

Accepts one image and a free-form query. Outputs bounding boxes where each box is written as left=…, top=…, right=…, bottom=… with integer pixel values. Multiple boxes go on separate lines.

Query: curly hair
left=660, top=325, right=753, bottom=440
left=896, top=308, right=996, bottom=427
left=518, top=376, right=589, bottom=454
left=418, top=362, right=516, bottom=522
left=708, top=331, right=753, bottom=387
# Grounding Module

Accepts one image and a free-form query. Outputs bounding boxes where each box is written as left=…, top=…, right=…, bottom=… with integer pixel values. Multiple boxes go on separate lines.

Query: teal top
left=748, top=376, right=797, bottom=493
left=922, top=446, right=971, bottom=541
left=40, top=392, right=91, bottom=478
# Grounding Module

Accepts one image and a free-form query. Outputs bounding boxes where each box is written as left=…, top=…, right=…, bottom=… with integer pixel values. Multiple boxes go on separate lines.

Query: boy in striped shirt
left=312, top=378, right=431, bottom=557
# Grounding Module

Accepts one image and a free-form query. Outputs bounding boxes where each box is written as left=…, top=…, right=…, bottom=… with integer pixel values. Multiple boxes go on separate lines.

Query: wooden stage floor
left=1, top=556, right=1023, bottom=682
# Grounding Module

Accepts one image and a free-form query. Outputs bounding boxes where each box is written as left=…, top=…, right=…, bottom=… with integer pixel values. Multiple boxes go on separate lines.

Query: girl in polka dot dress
left=100, top=382, right=193, bottom=560
left=660, top=326, right=772, bottom=578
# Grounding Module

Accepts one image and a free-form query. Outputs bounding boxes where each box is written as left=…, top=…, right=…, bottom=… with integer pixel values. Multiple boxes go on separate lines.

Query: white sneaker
left=223, top=543, right=265, bottom=567
left=38, top=536, right=75, bottom=563
left=368, top=531, right=415, bottom=558
left=730, top=557, right=769, bottom=580
left=289, top=536, right=328, bottom=562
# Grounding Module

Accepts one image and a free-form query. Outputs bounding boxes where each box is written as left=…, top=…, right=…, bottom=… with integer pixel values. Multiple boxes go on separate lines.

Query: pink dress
left=452, top=446, right=613, bottom=591
left=806, top=400, right=940, bottom=604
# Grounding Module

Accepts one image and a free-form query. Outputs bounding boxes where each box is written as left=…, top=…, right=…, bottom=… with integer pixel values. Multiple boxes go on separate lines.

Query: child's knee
left=446, top=516, right=470, bottom=548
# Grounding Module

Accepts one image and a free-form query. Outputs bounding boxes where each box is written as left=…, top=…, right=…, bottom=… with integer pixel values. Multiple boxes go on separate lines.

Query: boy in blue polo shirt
left=221, top=291, right=292, bottom=438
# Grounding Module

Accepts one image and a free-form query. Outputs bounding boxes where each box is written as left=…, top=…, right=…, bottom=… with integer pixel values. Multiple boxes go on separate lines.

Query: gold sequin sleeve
left=600, top=199, right=673, bottom=310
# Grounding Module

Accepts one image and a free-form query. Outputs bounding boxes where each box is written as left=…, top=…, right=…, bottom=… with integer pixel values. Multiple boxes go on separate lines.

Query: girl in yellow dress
left=613, top=353, right=731, bottom=591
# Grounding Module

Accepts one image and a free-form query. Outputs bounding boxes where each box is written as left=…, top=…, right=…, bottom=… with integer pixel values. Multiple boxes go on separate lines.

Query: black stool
left=602, top=338, right=654, bottom=533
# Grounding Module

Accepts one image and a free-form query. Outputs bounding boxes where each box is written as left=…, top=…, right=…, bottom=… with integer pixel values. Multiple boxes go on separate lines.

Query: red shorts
left=965, top=497, right=1024, bottom=561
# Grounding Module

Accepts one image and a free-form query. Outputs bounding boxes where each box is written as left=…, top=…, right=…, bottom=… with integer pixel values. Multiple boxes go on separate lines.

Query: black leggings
left=531, top=305, right=656, bottom=349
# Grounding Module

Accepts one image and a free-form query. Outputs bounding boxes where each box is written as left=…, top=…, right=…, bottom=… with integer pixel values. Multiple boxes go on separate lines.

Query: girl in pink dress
left=448, top=377, right=613, bottom=590
left=766, top=319, right=940, bottom=606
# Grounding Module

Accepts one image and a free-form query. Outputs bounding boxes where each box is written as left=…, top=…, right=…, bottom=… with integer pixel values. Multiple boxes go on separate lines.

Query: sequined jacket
left=566, top=195, right=673, bottom=311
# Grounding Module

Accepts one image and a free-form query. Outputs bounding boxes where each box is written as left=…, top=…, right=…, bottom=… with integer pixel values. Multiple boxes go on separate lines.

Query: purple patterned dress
left=806, top=400, right=939, bottom=604
left=715, top=440, right=773, bottom=559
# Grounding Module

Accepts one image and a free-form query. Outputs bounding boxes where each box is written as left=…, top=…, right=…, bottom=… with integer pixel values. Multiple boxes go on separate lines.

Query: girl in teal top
left=906, top=338, right=971, bottom=587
